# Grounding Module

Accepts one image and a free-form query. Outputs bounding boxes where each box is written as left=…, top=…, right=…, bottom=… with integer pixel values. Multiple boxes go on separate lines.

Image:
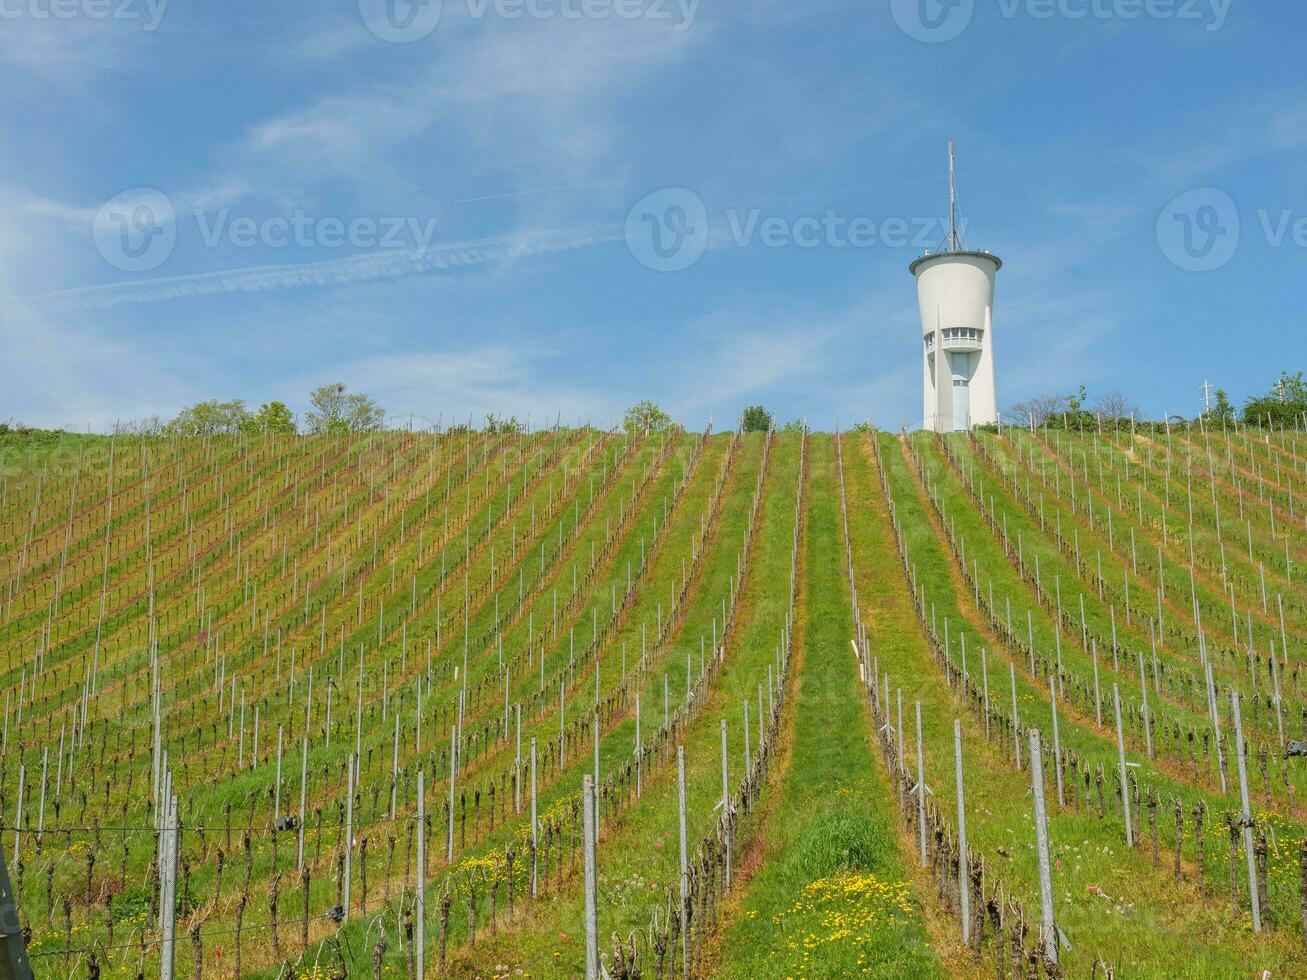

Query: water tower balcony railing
left=924, top=328, right=985, bottom=353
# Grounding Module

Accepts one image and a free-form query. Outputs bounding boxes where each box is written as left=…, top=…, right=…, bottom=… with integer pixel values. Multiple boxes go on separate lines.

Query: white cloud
left=0, top=233, right=195, bottom=429
left=241, top=15, right=706, bottom=191
left=1148, top=94, right=1307, bottom=184
left=672, top=317, right=838, bottom=413
left=665, top=287, right=913, bottom=420
left=287, top=18, right=374, bottom=61
left=0, top=10, right=166, bottom=84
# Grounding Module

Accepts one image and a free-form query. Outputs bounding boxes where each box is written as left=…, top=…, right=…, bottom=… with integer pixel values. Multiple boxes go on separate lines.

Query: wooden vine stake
left=582, top=774, right=599, bottom=980
left=720, top=719, right=731, bottom=888
left=1112, top=686, right=1133, bottom=849
left=1230, top=692, right=1261, bottom=933
left=677, top=746, right=689, bottom=978
left=915, top=703, right=927, bottom=867
left=1029, top=729, right=1057, bottom=967
left=530, top=738, right=539, bottom=899
left=416, top=769, right=425, bottom=980
left=954, top=719, right=969, bottom=945
left=344, top=753, right=355, bottom=921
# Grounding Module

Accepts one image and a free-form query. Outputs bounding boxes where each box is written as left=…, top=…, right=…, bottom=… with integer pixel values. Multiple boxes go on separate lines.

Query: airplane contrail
left=33, top=223, right=624, bottom=312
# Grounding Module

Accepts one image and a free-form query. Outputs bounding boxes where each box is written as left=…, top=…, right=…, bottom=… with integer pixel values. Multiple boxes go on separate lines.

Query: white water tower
left=911, top=142, right=1002, bottom=432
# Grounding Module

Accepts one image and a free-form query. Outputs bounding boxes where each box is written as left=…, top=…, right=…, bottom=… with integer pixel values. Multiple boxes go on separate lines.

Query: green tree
left=165, top=399, right=250, bottom=436
left=1273, top=370, right=1306, bottom=403
left=241, top=401, right=297, bottom=435
left=622, top=400, right=673, bottom=436
left=306, top=383, right=385, bottom=435
left=1204, top=389, right=1234, bottom=427
left=741, top=405, right=773, bottom=432
left=1242, top=371, right=1306, bottom=427
left=1242, top=396, right=1297, bottom=427
left=781, top=418, right=807, bottom=433
left=1046, top=385, right=1096, bottom=431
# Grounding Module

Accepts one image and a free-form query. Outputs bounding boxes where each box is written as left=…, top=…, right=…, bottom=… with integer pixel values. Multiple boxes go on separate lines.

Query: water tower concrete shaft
left=912, top=250, right=1002, bottom=431
left=910, top=143, right=1002, bottom=432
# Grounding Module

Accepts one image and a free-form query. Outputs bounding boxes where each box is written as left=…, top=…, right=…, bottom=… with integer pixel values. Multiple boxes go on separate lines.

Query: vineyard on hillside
left=1, top=421, right=1305, bottom=978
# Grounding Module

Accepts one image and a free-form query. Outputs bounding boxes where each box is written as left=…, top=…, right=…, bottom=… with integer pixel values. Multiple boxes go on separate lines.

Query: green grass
left=713, top=434, right=942, bottom=980
left=0, top=426, right=110, bottom=477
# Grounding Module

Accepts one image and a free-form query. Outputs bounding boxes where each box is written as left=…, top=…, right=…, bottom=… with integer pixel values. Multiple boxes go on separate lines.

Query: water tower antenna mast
left=949, top=140, right=960, bottom=251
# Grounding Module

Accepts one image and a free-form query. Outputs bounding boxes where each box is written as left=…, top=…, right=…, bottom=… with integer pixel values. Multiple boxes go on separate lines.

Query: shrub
left=741, top=405, right=773, bottom=433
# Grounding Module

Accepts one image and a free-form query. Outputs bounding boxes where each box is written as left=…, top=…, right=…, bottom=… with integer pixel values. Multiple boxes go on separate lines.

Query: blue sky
left=1, top=0, right=1303, bottom=431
